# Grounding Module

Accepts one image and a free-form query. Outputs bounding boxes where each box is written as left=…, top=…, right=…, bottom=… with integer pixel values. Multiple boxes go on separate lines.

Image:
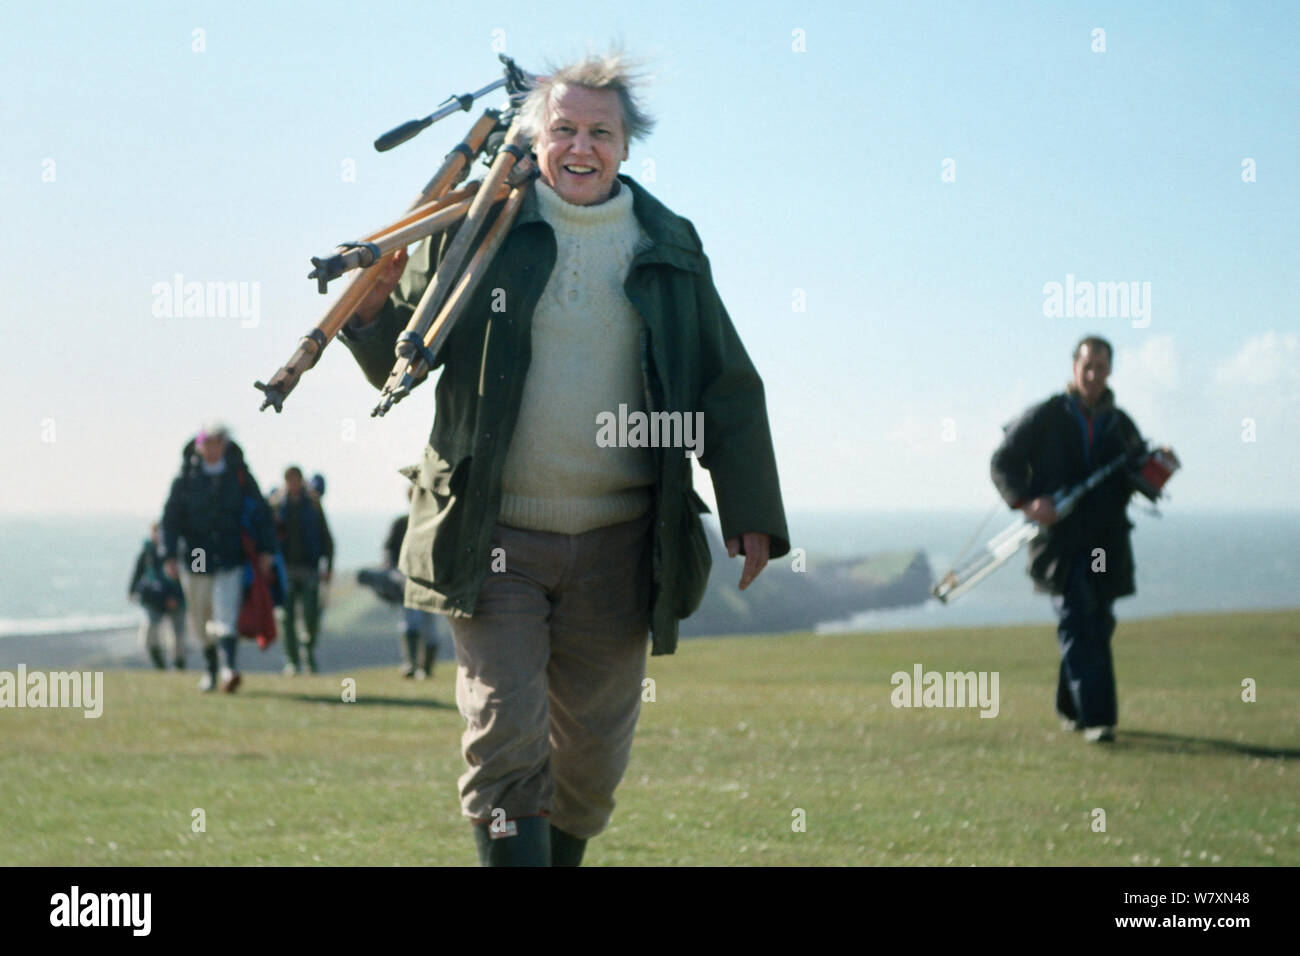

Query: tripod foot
left=254, top=381, right=284, bottom=413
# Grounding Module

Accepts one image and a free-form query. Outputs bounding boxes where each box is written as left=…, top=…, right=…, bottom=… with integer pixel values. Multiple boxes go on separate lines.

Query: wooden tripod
left=255, top=107, right=509, bottom=413
left=371, top=119, right=535, bottom=417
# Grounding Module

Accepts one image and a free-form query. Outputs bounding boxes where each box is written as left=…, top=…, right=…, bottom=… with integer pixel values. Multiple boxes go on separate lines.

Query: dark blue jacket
left=162, top=440, right=277, bottom=573
left=129, top=540, right=186, bottom=609
left=272, top=491, right=334, bottom=572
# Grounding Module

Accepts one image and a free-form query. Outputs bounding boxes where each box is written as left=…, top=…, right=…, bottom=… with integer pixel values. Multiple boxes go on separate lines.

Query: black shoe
left=550, top=825, right=587, bottom=867
left=472, top=816, right=551, bottom=867
left=200, top=646, right=220, bottom=692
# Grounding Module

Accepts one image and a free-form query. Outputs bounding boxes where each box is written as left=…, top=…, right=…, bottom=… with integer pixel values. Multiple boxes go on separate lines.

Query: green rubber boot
left=549, top=825, right=587, bottom=867
left=472, top=815, right=551, bottom=867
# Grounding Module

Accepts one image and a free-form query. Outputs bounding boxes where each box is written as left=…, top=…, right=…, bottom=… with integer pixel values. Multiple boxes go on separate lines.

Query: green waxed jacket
left=341, top=174, right=789, bottom=655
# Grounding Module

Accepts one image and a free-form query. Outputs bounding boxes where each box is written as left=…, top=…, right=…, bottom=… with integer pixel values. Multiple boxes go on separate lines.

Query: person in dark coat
left=128, top=522, right=187, bottom=669
left=383, top=490, right=444, bottom=679
left=270, top=466, right=334, bottom=674
left=161, top=423, right=277, bottom=693
left=991, top=336, right=1148, bottom=743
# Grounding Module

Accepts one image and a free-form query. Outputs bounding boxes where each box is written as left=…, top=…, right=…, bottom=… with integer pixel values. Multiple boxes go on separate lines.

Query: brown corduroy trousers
left=448, top=511, right=653, bottom=840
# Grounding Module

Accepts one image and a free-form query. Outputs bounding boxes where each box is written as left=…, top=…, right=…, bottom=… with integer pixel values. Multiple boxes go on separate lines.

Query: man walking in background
left=162, top=423, right=277, bottom=693
left=270, top=466, right=334, bottom=675
left=128, top=522, right=187, bottom=670
left=384, top=491, right=443, bottom=679
left=991, top=336, right=1148, bottom=743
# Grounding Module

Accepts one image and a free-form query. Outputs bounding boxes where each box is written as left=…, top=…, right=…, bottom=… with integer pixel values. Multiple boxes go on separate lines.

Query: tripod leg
left=377, top=124, right=533, bottom=416
left=422, top=186, right=528, bottom=359
left=257, top=107, right=502, bottom=411
left=387, top=121, right=530, bottom=369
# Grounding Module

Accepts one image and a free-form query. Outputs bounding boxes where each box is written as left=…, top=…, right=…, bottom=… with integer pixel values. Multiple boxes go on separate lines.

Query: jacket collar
left=1065, top=383, right=1116, bottom=417
left=512, top=173, right=704, bottom=274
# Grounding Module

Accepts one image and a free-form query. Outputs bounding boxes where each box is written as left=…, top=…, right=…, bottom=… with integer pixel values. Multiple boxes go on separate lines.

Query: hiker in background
left=310, top=474, right=332, bottom=614
left=384, top=489, right=443, bottom=679
left=269, top=466, right=335, bottom=675
left=128, top=522, right=187, bottom=670
left=162, top=423, right=277, bottom=693
left=990, top=336, right=1148, bottom=744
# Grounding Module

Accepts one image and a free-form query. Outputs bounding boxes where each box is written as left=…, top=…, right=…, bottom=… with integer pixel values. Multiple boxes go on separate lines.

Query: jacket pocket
left=399, top=448, right=470, bottom=584
left=675, top=488, right=713, bottom=619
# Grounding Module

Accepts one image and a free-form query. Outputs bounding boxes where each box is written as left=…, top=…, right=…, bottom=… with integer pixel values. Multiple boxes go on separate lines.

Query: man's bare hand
left=164, top=558, right=179, bottom=580
left=726, top=532, right=771, bottom=590
left=1024, top=496, right=1058, bottom=526
left=354, top=247, right=408, bottom=326
left=259, top=553, right=274, bottom=576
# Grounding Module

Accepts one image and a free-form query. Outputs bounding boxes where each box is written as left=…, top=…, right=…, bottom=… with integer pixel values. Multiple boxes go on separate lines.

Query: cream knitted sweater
left=496, top=181, right=656, bottom=534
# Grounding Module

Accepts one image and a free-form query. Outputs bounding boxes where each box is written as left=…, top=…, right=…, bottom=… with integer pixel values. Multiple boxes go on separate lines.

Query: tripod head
left=373, top=54, right=539, bottom=153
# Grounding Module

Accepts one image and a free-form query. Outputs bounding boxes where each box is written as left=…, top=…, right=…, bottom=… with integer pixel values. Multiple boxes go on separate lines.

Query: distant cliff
left=679, top=522, right=934, bottom=637
left=7, top=526, right=937, bottom=673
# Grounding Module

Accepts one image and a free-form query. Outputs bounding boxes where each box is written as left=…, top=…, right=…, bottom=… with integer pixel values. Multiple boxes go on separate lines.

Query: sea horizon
left=3, top=509, right=1298, bottom=639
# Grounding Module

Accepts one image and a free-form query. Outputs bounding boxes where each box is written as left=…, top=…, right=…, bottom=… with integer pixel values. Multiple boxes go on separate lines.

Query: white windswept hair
left=518, top=49, right=656, bottom=146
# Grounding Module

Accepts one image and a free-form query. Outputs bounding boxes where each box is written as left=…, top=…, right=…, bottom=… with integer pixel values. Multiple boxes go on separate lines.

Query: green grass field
left=2, top=610, right=1295, bottom=866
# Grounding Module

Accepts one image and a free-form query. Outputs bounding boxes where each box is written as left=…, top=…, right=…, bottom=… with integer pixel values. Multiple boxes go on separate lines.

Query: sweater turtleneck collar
left=535, top=178, right=634, bottom=232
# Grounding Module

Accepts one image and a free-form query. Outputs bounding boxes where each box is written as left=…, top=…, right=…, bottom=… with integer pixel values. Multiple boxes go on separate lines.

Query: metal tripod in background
left=931, top=452, right=1134, bottom=604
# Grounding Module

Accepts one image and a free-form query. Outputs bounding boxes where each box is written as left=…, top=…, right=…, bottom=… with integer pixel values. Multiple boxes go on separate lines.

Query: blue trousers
left=1051, top=557, right=1118, bottom=728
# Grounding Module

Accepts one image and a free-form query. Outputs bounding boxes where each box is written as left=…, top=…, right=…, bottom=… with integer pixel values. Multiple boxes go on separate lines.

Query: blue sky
left=2, top=0, right=1297, bottom=516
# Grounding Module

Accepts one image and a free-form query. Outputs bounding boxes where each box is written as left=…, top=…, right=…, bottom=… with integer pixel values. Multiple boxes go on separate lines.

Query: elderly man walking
left=340, top=53, right=789, bottom=866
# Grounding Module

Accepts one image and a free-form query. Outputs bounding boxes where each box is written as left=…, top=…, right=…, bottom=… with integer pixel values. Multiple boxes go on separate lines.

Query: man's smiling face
left=1072, top=343, right=1111, bottom=407
left=534, top=84, right=629, bottom=206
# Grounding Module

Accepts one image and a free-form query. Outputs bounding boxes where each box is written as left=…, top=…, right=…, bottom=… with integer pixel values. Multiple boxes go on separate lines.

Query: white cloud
left=1115, top=335, right=1178, bottom=392
left=1214, top=331, right=1300, bottom=388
